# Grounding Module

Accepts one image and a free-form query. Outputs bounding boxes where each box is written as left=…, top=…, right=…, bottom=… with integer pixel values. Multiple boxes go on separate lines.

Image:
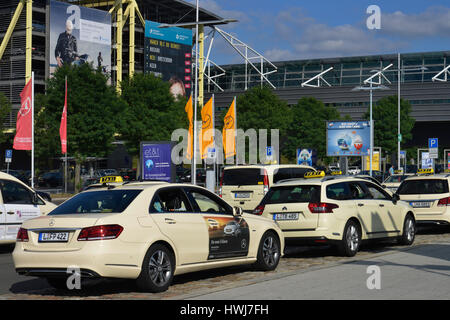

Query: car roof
left=401, top=174, right=450, bottom=181
left=273, top=176, right=370, bottom=187
left=223, top=164, right=315, bottom=172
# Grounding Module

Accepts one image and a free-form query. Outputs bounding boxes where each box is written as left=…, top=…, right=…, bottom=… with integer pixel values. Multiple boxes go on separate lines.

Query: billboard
left=297, top=148, right=317, bottom=166
left=327, top=121, right=371, bottom=156
left=144, top=20, right=193, bottom=98
left=49, top=0, right=111, bottom=77
left=140, top=142, right=176, bottom=182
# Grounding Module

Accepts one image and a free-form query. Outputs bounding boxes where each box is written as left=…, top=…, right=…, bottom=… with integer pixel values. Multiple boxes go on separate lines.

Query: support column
left=198, top=25, right=204, bottom=107
left=129, top=2, right=135, bottom=77
left=25, top=0, right=33, bottom=83
left=116, top=1, right=123, bottom=92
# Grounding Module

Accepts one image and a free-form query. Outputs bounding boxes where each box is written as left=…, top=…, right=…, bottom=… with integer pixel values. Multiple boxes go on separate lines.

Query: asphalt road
left=188, top=241, right=450, bottom=300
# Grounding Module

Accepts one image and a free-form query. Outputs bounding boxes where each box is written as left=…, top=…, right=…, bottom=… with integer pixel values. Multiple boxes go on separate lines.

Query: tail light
left=308, top=202, right=339, bottom=214
left=437, top=197, right=450, bottom=206
left=253, top=204, right=265, bottom=215
left=263, top=169, right=269, bottom=195
left=17, top=228, right=29, bottom=242
left=78, top=225, right=123, bottom=241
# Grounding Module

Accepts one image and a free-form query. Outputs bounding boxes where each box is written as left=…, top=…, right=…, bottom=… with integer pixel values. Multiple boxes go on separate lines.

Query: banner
left=184, top=95, right=193, bottom=160
left=364, top=151, right=380, bottom=171
left=13, top=79, right=33, bottom=150
left=200, top=97, right=214, bottom=159
left=326, top=121, right=371, bottom=156
left=223, top=98, right=236, bottom=159
left=140, top=142, right=175, bottom=182
left=49, top=1, right=111, bottom=79
left=297, top=148, right=316, bottom=166
left=59, top=78, right=67, bottom=154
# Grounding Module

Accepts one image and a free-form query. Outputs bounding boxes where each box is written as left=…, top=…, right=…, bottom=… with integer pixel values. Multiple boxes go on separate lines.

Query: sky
left=186, top=0, right=450, bottom=65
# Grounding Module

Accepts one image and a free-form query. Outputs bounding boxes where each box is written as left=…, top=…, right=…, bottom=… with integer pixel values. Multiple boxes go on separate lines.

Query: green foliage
left=364, top=96, right=415, bottom=155
left=285, top=97, right=341, bottom=162
left=118, top=73, right=187, bottom=156
left=0, top=92, right=11, bottom=144
left=35, top=64, right=124, bottom=161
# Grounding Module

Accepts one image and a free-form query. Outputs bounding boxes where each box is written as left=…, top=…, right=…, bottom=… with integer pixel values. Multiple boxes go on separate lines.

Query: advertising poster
left=297, top=148, right=316, bottom=166
left=140, top=142, right=175, bottom=182
left=364, top=151, right=380, bottom=171
left=49, top=0, right=111, bottom=78
left=144, top=20, right=193, bottom=98
left=203, top=216, right=250, bottom=260
left=327, top=121, right=371, bottom=156
left=421, top=152, right=433, bottom=169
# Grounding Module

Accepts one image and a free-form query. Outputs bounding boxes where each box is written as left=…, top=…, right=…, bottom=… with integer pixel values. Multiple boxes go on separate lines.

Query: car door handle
left=379, top=204, right=385, bottom=207
left=164, top=218, right=176, bottom=224
left=358, top=203, right=364, bottom=207
left=7, top=211, right=14, bottom=215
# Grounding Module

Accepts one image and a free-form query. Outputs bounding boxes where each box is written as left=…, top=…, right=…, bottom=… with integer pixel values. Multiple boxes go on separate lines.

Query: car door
left=348, top=181, right=381, bottom=237
left=363, top=182, right=401, bottom=234
left=0, top=179, right=41, bottom=241
left=184, top=187, right=250, bottom=260
left=149, top=187, right=209, bottom=265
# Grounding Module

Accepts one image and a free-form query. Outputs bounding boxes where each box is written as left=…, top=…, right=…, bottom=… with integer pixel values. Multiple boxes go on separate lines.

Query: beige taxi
left=220, top=164, right=316, bottom=212
left=382, top=172, right=414, bottom=194
left=253, top=171, right=416, bottom=256
left=396, top=169, right=450, bottom=225
left=13, top=183, right=283, bottom=292
left=0, top=172, right=56, bottom=244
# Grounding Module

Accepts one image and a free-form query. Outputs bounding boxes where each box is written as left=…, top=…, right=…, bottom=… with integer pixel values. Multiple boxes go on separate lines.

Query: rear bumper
left=16, top=268, right=100, bottom=279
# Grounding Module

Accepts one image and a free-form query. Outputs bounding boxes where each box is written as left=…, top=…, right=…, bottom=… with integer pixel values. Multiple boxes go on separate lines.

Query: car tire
left=136, top=244, right=175, bottom=293
left=254, top=231, right=281, bottom=271
left=46, top=277, right=69, bottom=290
left=398, top=215, right=415, bottom=246
left=338, top=220, right=361, bottom=257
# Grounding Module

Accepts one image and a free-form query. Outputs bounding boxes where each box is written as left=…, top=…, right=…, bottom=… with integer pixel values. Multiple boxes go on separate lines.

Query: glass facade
left=206, top=51, right=450, bottom=93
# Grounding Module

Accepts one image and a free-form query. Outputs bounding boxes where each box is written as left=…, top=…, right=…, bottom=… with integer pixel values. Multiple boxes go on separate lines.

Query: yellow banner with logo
left=184, top=95, right=193, bottom=160
left=222, top=98, right=236, bottom=159
left=200, top=97, right=214, bottom=159
left=364, top=151, right=380, bottom=171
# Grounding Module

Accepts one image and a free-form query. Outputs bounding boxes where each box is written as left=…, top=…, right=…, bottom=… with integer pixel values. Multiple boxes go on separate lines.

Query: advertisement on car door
left=203, top=216, right=250, bottom=260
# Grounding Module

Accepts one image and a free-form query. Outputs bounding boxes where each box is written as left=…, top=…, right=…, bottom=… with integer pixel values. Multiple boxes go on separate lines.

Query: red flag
left=59, top=78, right=67, bottom=154
left=13, top=79, right=33, bottom=150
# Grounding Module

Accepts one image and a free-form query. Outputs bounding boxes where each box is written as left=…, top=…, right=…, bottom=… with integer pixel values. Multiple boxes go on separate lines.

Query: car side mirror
left=32, top=192, right=39, bottom=205
left=233, top=206, right=243, bottom=217
left=382, top=184, right=386, bottom=188
left=392, top=193, right=400, bottom=205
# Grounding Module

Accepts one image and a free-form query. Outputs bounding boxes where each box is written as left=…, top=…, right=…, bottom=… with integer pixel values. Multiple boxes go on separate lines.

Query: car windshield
left=384, top=175, right=408, bottom=183
left=49, top=190, right=142, bottom=215
left=263, top=185, right=321, bottom=204
left=222, top=168, right=264, bottom=186
left=397, top=179, right=449, bottom=195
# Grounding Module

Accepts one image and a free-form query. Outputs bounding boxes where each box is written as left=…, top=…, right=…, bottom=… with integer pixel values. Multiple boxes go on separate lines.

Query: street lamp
left=395, top=53, right=428, bottom=172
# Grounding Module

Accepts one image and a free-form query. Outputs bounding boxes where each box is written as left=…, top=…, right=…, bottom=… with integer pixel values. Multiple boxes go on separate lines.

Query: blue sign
left=145, top=20, right=192, bottom=46
left=266, top=146, right=273, bottom=157
left=5, top=150, right=12, bottom=159
left=327, top=121, right=371, bottom=156
left=428, top=138, right=438, bottom=149
left=141, top=142, right=175, bottom=182
left=297, top=149, right=316, bottom=166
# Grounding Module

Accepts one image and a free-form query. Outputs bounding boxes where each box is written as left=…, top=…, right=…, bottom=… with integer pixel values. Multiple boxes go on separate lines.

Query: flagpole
left=31, top=71, right=34, bottom=189
left=192, top=0, right=199, bottom=185
left=65, top=76, right=68, bottom=194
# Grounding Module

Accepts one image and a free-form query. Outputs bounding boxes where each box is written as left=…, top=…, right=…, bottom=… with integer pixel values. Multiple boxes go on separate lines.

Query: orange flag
left=222, top=97, right=236, bottom=159
left=200, top=96, right=214, bottom=159
left=184, top=95, right=193, bottom=160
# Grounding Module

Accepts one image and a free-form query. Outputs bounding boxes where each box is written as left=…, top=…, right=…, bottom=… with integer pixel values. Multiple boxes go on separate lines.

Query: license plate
left=235, top=192, right=250, bottom=199
left=273, top=212, right=299, bottom=221
left=39, top=232, right=69, bottom=242
left=410, top=201, right=431, bottom=208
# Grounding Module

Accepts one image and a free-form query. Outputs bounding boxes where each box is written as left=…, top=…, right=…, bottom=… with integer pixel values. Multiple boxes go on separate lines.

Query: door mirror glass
left=233, top=206, right=243, bottom=217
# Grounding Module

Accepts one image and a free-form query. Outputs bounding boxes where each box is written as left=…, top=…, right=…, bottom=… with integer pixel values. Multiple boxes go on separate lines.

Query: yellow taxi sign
left=330, top=171, right=343, bottom=176
left=100, top=176, right=123, bottom=184
left=394, top=170, right=403, bottom=174
left=304, top=171, right=325, bottom=179
left=417, top=168, right=433, bottom=175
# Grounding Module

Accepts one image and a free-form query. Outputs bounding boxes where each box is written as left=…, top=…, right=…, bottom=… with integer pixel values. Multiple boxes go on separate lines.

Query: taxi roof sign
left=100, top=176, right=124, bottom=184
left=417, top=168, right=434, bottom=175
left=330, top=171, right=343, bottom=176
left=304, top=171, right=325, bottom=179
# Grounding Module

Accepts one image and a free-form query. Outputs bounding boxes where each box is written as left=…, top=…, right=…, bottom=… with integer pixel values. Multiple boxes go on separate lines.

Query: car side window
left=326, top=182, right=352, bottom=200
left=364, top=182, right=391, bottom=200
left=149, top=188, right=192, bottom=213
left=185, top=188, right=232, bottom=215
left=0, top=180, right=34, bottom=205
left=348, top=182, right=367, bottom=200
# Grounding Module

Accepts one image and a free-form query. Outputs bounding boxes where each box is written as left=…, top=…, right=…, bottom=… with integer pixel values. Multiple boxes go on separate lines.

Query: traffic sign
left=428, top=138, right=438, bottom=149
left=5, top=149, right=12, bottom=163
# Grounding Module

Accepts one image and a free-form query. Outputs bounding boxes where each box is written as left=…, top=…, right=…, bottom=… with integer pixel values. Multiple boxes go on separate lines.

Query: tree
left=35, top=64, right=125, bottom=190
left=118, top=73, right=187, bottom=163
left=364, top=95, right=415, bottom=156
left=0, top=92, right=12, bottom=144
left=234, top=86, right=292, bottom=162
left=285, top=97, right=341, bottom=163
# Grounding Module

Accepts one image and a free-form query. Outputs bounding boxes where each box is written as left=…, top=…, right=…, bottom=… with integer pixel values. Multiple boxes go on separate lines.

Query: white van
left=0, top=172, right=57, bottom=244
left=219, top=165, right=316, bottom=212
